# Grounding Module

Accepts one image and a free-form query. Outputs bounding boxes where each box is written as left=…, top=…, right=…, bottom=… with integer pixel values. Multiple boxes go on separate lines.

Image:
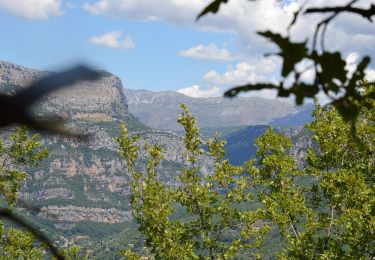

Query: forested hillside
left=0, top=61, right=373, bottom=259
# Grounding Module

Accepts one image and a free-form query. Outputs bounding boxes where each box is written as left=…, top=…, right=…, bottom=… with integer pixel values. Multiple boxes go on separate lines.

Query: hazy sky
left=0, top=0, right=374, bottom=99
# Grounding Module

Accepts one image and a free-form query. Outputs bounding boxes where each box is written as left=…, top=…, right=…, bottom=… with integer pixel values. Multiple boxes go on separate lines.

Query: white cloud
left=179, top=44, right=234, bottom=61
left=345, top=52, right=360, bottom=78
left=242, top=89, right=279, bottom=100
left=82, top=1, right=375, bottom=101
left=0, top=0, right=62, bottom=19
left=202, top=57, right=279, bottom=85
left=83, top=0, right=204, bottom=25
left=89, top=31, right=135, bottom=49
left=83, top=0, right=291, bottom=53
left=83, top=0, right=375, bottom=59
left=200, top=57, right=281, bottom=99
left=177, top=85, right=221, bottom=98
left=345, top=52, right=375, bottom=81
left=365, top=69, right=375, bottom=82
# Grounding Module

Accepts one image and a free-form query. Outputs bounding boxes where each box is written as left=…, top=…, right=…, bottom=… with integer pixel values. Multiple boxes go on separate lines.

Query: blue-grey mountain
left=123, top=88, right=313, bottom=131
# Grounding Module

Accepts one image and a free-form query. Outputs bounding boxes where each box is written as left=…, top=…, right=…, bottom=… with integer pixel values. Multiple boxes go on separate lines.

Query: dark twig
left=311, top=0, right=358, bottom=52
left=287, top=0, right=310, bottom=35
left=305, top=2, right=375, bottom=21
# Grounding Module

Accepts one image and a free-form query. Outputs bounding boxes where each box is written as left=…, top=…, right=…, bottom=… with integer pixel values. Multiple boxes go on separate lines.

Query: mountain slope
left=223, top=125, right=311, bottom=166
left=0, top=61, right=212, bottom=250
left=270, top=103, right=314, bottom=126
left=0, top=61, right=313, bottom=257
left=123, top=88, right=312, bottom=131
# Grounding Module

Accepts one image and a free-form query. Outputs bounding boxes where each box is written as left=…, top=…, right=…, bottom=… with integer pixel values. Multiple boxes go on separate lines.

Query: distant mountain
left=223, top=125, right=269, bottom=165
left=0, top=61, right=313, bottom=258
left=223, top=125, right=311, bottom=166
left=123, top=88, right=311, bottom=131
left=0, top=61, right=212, bottom=253
left=174, top=125, right=247, bottom=139
left=0, top=62, right=143, bottom=222
left=270, top=103, right=314, bottom=126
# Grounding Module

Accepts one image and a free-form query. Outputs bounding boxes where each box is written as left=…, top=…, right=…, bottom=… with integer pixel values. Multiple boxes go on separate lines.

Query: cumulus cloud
left=345, top=52, right=375, bottom=82
left=202, top=57, right=279, bottom=85
left=83, top=0, right=204, bottom=25
left=83, top=1, right=375, bottom=100
left=177, top=85, right=221, bottom=98
left=179, top=44, right=234, bottom=61
left=345, top=52, right=360, bottom=78
left=242, top=89, right=279, bottom=100
left=365, top=69, right=375, bottom=81
left=0, top=0, right=62, bottom=19
left=89, top=31, right=135, bottom=49
left=83, top=0, right=291, bottom=54
left=83, top=0, right=375, bottom=59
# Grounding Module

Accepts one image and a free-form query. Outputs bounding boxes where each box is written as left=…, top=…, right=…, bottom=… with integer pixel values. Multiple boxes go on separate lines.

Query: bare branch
left=327, top=205, right=335, bottom=239
left=305, top=2, right=375, bottom=22
left=288, top=215, right=300, bottom=239
left=311, top=0, right=358, bottom=51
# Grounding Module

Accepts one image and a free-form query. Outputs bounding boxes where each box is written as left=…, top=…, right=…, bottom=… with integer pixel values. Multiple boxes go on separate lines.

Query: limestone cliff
left=0, top=61, right=199, bottom=233
left=0, top=61, right=311, bottom=251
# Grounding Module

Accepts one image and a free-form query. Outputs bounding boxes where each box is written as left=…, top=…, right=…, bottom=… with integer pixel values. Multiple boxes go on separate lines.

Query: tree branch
left=305, top=3, right=375, bottom=22
left=311, top=0, right=358, bottom=52
left=327, top=205, right=335, bottom=239
left=288, top=214, right=300, bottom=240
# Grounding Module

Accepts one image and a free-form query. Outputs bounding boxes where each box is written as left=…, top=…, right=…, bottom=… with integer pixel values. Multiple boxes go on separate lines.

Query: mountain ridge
left=123, top=88, right=313, bottom=131
left=0, top=61, right=205, bottom=248
left=0, top=61, right=313, bottom=257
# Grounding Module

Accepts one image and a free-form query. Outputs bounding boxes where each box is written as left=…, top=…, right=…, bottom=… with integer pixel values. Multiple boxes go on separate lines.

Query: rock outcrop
left=0, top=61, right=196, bottom=230
left=39, top=206, right=132, bottom=224
left=0, top=61, right=312, bottom=251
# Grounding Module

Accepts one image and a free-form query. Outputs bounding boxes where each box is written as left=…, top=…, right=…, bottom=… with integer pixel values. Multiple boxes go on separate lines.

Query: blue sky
left=0, top=7, right=231, bottom=91
left=0, top=0, right=374, bottom=99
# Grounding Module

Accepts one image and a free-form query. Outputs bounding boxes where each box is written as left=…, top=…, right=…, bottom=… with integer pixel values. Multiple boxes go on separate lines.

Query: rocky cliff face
left=0, top=61, right=207, bottom=238
left=39, top=70, right=129, bottom=120
left=39, top=206, right=132, bottom=224
left=123, top=88, right=310, bottom=131
left=0, top=61, right=312, bottom=251
left=0, top=61, right=46, bottom=87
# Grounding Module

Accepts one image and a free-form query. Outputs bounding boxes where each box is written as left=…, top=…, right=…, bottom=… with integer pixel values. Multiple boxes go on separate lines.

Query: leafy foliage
left=0, top=127, right=87, bottom=259
left=0, top=127, right=50, bottom=258
left=117, top=104, right=262, bottom=259
left=240, top=89, right=373, bottom=258
left=0, top=127, right=86, bottom=259
left=118, top=99, right=374, bottom=259
left=0, top=227, right=45, bottom=259
left=0, top=127, right=48, bottom=206
left=60, top=245, right=88, bottom=260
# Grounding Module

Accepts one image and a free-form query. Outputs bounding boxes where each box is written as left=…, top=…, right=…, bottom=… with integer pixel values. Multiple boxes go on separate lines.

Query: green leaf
left=196, top=0, right=228, bottom=20
left=289, top=83, right=319, bottom=105
left=332, top=98, right=360, bottom=122
left=313, top=51, right=347, bottom=93
left=347, top=56, right=371, bottom=95
left=258, top=31, right=307, bottom=77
